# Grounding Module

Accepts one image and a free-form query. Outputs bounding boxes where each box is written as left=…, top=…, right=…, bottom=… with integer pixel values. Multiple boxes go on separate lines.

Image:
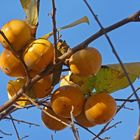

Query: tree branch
left=5, top=116, right=40, bottom=127
left=9, top=114, right=21, bottom=140
left=70, top=106, right=80, bottom=140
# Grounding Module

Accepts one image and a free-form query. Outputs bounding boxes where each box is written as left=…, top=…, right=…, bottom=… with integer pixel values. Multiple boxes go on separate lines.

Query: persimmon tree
left=0, top=0, right=140, bottom=140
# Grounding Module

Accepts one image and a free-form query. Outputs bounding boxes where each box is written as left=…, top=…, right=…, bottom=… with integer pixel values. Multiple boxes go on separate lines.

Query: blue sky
left=0, top=1, right=140, bottom=140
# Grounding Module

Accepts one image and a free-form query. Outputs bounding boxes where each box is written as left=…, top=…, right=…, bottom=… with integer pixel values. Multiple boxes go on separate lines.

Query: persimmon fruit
left=7, top=78, right=30, bottom=107
left=0, top=19, right=33, bottom=51
left=32, top=75, right=52, bottom=98
left=0, top=49, right=25, bottom=77
left=84, top=92, right=117, bottom=124
left=75, top=109, right=96, bottom=128
left=69, top=47, right=102, bottom=76
left=41, top=107, right=69, bottom=131
left=23, top=38, right=54, bottom=76
left=7, top=75, right=52, bottom=106
left=51, top=85, right=85, bottom=118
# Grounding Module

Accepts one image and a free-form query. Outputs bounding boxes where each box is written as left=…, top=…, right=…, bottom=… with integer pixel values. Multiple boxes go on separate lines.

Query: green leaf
left=20, top=0, right=39, bottom=26
left=94, top=66, right=137, bottom=93
left=107, top=62, right=140, bottom=76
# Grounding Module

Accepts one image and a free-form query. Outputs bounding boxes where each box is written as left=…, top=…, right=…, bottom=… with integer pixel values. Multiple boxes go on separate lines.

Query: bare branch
left=51, top=134, right=54, bottom=140
left=117, top=106, right=134, bottom=111
left=115, top=98, right=140, bottom=102
left=104, top=121, right=122, bottom=132
left=0, top=129, right=12, bottom=136
left=51, top=0, right=57, bottom=54
left=9, top=114, right=21, bottom=140
left=116, top=87, right=140, bottom=113
left=70, top=106, right=80, bottom=140
left=51, top=0, right=63, bottom=86
left=74, top=121, right=103, bottom=140
left=21, top=135, right=29, bottom=140
left=5, top=117, right=40, bottom=127
left=22, top=93, right=71, bottom=127
left=0, top=106, right=17, bottom=120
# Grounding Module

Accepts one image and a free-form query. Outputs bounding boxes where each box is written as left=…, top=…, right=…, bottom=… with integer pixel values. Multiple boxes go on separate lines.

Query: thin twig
left=21, top=135, right=29, bottom=140
left=117, top=87, right=140, bottom=113
left=51, top=0, right=63, bottom=86
left=74, top=121, right=103, bottom=140
left=4, top=117, right=40, bottom=127
left=22, top=93, right=71, bottom=127
left=92, top=122, right=122, bottom=140
left=37, top=0, right=40, bottom=25
left=115, top=98, right=140, bottom=102
left=117, top=105, right=134, bottom=111
left=104, top=121, right=122, bottom=132
left=0, top=106, right=17, bottom=120
left=9, top=114, right=21, bottom=140
left=0, top=129, right=12, bottom=136
left=52, top=0, right=57, bottom=57
left=0, top=31, right=18, bottom=56
left=92, top=121, right=111, bottom=140
left=70, top=106, right=80, bottom=140
left=51, top=134, right=54, bottom=140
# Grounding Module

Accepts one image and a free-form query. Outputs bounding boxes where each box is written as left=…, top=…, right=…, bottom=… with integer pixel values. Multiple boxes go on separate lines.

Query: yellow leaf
left=108, top=62, right=140, bottom=76
left=94, top=66, right=137, bottom=93
left=20, top=0, right=39, bottom=26
left=40, top=16, right=89, bottom=39
left=58, top=16, right=89, bottom=31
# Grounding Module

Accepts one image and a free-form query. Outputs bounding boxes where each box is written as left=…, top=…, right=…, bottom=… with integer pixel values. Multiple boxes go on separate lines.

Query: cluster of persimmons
left=0, top=19, right=117, bottom=131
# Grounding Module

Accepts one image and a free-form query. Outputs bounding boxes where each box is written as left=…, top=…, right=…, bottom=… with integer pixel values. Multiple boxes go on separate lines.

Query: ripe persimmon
left=7, top=75, right=52, bottom=106
left=41, top=107, right=69, bottom=131
left=7, top=78, right=30, bottom=107
left=0, top=19, right=33, bottom=51
left=32, top=75, right=52, bottom=98
left=75, top=109, right=96, bottom=128
left=69, top=47, right=102, bottom=76
left=84, top=92, right=117, bottom=124
left=51, top=85, right=85, bottom=118
left=23, top=38, right=54, bottom=76
left=0, top=49, right=25, bottom=77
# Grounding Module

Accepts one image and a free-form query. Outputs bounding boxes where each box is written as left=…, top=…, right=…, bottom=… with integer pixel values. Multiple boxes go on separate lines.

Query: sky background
left=0, top=0, right=140, bottom=140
